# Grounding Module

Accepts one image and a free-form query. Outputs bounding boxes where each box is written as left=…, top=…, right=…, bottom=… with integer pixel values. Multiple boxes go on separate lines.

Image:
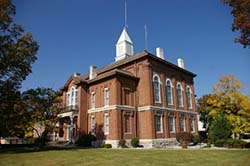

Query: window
left=66, top=87, right=78, bottom=106
left=124, top=115, right=131, bottom=133
left=104, top=88, right=109, bottom=106
left=166, top=79, right=173, bottom=105
left=91, top=92, right=96, bottom=109
left=190, top=118, right=195, bottom=133
left=104, top=113, right=109, bottom=134
left=177, top=83, right=183, bottom=107
left=179, top=117, right=186, bottom=132
left=169, top=115, right=175, bottom=133
left=153, top=75, right=161, bottom=103
left=155, top=114, right=163, bottom=133
left=91, top=115, right=95, bottom=133
left=186, top=87, right=192, bottom=109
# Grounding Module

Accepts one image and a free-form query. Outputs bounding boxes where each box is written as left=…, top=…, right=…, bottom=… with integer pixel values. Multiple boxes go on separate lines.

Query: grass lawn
left=0, top=148, right=249, bottom=166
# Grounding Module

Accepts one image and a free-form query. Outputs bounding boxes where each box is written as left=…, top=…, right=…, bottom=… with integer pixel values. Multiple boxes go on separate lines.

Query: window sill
left=156, top=131, right=163, bottom=134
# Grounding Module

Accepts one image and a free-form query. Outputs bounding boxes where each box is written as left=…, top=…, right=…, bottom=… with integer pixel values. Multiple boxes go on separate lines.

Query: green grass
left=0, top=148, right=249, bottom=166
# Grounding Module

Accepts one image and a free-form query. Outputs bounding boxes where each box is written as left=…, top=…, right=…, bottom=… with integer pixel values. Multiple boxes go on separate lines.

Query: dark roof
left=80, top=51, right=196, bottom=81
left=61, top=51, right=196, bottom=90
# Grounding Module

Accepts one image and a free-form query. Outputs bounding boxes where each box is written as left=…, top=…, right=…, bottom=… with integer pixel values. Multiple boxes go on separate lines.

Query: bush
left=75, top=133, right=96, bottom=147
left=215, top=139, right=226, bottom=147
left=214, top=139, right=247, bottom=148
left=192, top=135, right=199, bottom=145
left=245, top=142, right=250, bottom=148
left=176, top=132, right=193, bottom=144
left=100, top=144, right=112, bottom=148
left=118, top=139, right=126, bottom=148
left=131, top=137, right=139, bottom=147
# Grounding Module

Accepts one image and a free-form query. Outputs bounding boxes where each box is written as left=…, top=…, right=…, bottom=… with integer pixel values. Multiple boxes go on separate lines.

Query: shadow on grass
left=0, top=146, right=85, bottom=154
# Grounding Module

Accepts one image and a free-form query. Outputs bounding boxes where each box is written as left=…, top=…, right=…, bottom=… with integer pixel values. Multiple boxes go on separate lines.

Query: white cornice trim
left=88, top=105, right=135, bottom=113
left=138, top=105, right=197, bottom=115
left=58, top=111, right=78, bottom=118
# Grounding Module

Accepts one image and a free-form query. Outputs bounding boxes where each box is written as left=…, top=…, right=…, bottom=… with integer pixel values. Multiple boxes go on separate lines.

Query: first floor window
left=179, top=117, right=186, bottom=132
left=104, top=113, right=109, bottom=134
left=124, top=115, right=131, bottom=133
left=190, top=118, right=195, bottom=133
left=91, top=115, right=95, bottom=133
left=169, top=115, right=175, bottom=133
left=155, top=114, right=163, bottom=133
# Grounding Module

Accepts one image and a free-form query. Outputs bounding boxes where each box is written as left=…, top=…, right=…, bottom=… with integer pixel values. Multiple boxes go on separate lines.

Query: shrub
left=75, top=133, right=96, bottom=147
left=245, top=142, right=250, bottom=148
left=192, top=135, right=199, bottom=145
left=215, top=139, right=226, bottom=147
left=118, top=139, right=126, bottom=148
left=100, top=144, right=112, bottom=148
left=131, top=137, right=139, bottom=147
left=176, top=132, right=193, bottom=143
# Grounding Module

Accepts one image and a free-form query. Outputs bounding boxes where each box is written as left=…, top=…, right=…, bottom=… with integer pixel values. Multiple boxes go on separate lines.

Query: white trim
left=186, top=86, right=193, bottom=109
left=104, top=113, right=109, bottom=135
left=58, top=111, right=78, bottom=118
left=88, top=105, right=135, bottom=113
left=153, top=74, right=161, bottom=103
left=176, top=82, right=184, bottom=107
left=166, top=79, right=173, bottom=105
left=138, top=105, right=198, bottom=115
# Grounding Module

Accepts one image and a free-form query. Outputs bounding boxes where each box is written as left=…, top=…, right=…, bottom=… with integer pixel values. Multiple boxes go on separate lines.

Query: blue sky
left=14, top=0, right=249, bottom=98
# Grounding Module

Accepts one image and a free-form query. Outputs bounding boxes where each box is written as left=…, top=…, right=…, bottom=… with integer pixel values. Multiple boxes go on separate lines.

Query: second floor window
left=177, top=83, right=183, bottom=107
left=91, top=92, right=96, bottom=109
left=66, top=87, right=78, bottom=106
left=166, top=79, right=173, bottom=105
left=186, top=87, right=192, bottom=109
left=153, top=75, right=161, bottom=103
left=104, top=88, right=109, bottom=106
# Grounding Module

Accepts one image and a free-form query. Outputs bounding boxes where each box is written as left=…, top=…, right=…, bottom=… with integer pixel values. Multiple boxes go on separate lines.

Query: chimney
left=156, top=47, right=164, bottom=59
left=89, top=65, right=97, bottom=80
left=177, top=58, right=184, bottom=69
left=73, top=72, right=80, bottom=78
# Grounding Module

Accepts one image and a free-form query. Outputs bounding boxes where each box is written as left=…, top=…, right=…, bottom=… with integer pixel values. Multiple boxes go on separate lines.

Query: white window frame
left=91, top=92, right=96, bottom=109
left=190, top=118, right=195, bottom=133
left=91, top=115, right=95, bottom=133
left=156, top=113, right=163, bottom=133
left=186, top=86, right=193, bottom=109
left=153, top=74, right=161, bottom=103
left=104, top=113, right=109, bottom=135
left=169, top=115, right=175, bottom=133
left=66, top=87, right=78, bottom=106
left=180, top=117, right=186, bottom=132
left=177, top=82, right=184, bottom=107
left=104, top=88, right=109, bottom=106
left=166, top=79, right=173, bottom=105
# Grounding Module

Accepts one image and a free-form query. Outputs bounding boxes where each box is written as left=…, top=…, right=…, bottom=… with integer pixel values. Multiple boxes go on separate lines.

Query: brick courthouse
left=58, top=27, right=198, bottom=148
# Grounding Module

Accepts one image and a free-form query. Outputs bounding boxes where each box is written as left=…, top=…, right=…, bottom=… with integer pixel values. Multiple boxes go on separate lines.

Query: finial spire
left=124, top=0, right=128, bottom=29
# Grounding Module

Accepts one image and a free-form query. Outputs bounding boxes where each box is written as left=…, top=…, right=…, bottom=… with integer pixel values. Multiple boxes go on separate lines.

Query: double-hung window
left=169, top=115, right=175, bottom=133
left=153, top=75, right=161, bottom=103
left=104, top=88, right=109, bottom=106
left=156, top=114, right=163, bottom=133
left=104, top=113, right=109, bottom=134
left=166, top=79, right=173, bottom=105
left=177, top=83, right=183, bottom=107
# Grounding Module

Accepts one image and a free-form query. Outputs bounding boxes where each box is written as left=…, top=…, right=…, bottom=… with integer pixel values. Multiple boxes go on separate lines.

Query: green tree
left=22, top=87, right=62, bottom=146
left=0, top=0, right=39, bottom=137
left=223, top=0, right=250, bottom=48
left=198, top=75, right=250, bottom=139
left=210, top=112, right=232, bottom=142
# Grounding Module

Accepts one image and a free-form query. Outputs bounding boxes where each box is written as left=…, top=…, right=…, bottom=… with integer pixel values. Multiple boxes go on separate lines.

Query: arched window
left=166, top=79, right=173, bottom=105
left=186, top=86, right=192, bottom=109
left=153, top=75, right=161, bottom=103
left=177, top=83, right=183, bottom=107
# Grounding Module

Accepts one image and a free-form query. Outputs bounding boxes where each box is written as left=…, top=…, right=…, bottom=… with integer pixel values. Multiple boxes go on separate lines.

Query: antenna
left=124, top=0, right=128, bottom=29
left=144, top=24, right=148, bottom=50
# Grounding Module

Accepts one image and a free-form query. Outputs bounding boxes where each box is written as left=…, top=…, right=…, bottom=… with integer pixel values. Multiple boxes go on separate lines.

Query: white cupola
left=115, top=28, right=134, bottom=61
